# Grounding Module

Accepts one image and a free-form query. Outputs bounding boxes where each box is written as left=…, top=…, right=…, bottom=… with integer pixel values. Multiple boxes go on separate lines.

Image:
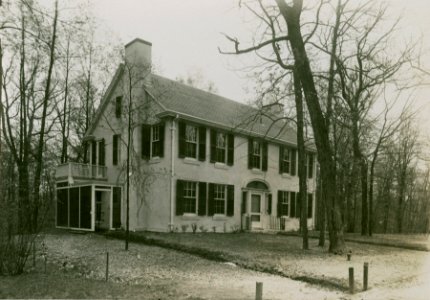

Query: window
left=183, top=181, right=197, bottom=214
left=277, top=191, right=289, bottom=217
left=112, top=134, right=120, bottom=165
left=248, top=139, right=268, bottom=171
left=115, top=96, right=122, bottom=118
left=185, top=124, right=198, bottom=158
left=98, top=139, right=105, bottom=166
left=142, top=123, right=164, bottom=159
left=279, top=146, right=296, bottom=175
left=210, top=129, right=234, bottom=165
left=179, top=122, right=206, bottom=161
left=213, top=184, right=227, bottom=214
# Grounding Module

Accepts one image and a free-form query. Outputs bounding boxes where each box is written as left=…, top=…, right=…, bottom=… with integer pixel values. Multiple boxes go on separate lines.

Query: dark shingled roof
left=147, top=74, right=298, bottom=146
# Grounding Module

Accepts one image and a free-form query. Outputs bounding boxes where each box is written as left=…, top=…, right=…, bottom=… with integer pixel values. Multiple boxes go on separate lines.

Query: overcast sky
left=88, top=0, right=430, bottom=137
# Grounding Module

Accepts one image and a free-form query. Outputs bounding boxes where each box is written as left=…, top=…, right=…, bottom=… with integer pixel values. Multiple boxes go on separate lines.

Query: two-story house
left=55, top=38, right=317, bottom=233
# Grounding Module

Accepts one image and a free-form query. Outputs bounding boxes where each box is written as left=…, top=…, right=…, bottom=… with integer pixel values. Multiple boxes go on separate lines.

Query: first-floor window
left=279, top=191, right=289, bottom=216
left=214, top=184, right=226, bottom=214
left=183, top=181, right=197, bottom=213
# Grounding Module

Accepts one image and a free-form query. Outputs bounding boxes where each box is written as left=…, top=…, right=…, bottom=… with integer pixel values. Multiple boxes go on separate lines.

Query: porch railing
left=56, top=162, right=107, bottom=181
left=241, top=214, right=287, bottom=231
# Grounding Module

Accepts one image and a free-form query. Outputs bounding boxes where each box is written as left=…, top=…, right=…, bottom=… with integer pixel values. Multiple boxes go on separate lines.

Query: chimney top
left=125, top=38, right=152, bottom=48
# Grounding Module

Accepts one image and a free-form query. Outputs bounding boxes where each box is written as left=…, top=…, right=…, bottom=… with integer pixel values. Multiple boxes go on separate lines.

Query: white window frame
left=213, top=184, right=227, bottom=215
left=151, top=125, right=160, bottom=158
left=252, top=140, right=262, bottom=169
left=183, top=181, right=197, bottom=214
left=215, top=132, right=227, bottom=163
left=185, top=124, right=198, bottom=159
left=280, top=191, right=289, bottom=217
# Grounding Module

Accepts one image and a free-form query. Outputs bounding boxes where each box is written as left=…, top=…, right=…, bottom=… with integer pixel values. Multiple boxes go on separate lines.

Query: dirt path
left=38, top=233, right=344, bottom=299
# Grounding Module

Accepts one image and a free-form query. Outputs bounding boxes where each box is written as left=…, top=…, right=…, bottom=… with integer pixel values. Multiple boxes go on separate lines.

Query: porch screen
left=80, top=186, right=92, bottom=229
left=69, top=187, right=80, bottom=228
left=56, top=189, right=68, bottom=227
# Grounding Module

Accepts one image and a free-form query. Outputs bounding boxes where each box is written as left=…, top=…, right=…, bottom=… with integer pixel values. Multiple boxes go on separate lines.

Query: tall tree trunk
left=61, top=38, right=71, bottom=163
left=276, top=0, right=345, bottom=253
left=293, top=68, right=308, bottom=250
left=32, top=0, right=58, bottom=232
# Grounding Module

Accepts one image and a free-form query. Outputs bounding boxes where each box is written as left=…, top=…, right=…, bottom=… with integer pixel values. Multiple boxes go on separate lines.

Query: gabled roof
left=88, top=64, right=311, bottom=149
left=147, top=74, right=299, bottom=146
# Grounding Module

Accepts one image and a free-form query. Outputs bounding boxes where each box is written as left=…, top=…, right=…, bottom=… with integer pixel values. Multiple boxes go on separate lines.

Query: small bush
left=212, top=226, right=216, bottom=233
left=230, top=224, right=240, bottom=233
left=181, top=224, right=189, bottom=233
left=191, top=223, right=197, bottom=233
left=199, top=225, right=208, bottom=233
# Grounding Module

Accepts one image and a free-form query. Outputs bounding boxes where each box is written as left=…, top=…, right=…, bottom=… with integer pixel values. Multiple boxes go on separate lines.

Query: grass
left=106, top=230, right=430, bottom=293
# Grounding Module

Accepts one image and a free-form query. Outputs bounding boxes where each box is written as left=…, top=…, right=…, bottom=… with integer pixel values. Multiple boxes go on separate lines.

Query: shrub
left=191, top=223, right=197, bottom=233
left=181, top=224, right=189, bottom=233
left=199, top=225, right=208, bottom=233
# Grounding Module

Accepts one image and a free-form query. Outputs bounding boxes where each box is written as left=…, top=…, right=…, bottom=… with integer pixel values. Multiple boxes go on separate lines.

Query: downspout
left=169, top=115, right=178, bottom=231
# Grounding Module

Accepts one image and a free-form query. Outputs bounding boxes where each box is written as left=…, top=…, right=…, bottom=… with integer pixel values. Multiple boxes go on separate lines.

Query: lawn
left=117, top=231, right=430, bottom=293
left=0, top=232, right=345, bottom=299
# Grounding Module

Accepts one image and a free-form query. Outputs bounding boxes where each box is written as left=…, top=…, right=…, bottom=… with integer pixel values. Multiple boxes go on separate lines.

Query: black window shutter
left=248, top=138, right=253, bottom=169
left=277, top=191, right=282, bottom=217
left=112, top=135, right=118, bottom=165
left=267, top=194, right=272, bottom=215
left=290, top=192, right=296, bottom=218
left=241, top=191, right=247, bottom=215
left=227, top=134, right=234, bottom=166
left=208, top=183, right=215, bottom=216
left=279, top=146, right=284, bottom=174
left=91, top=140, right=97, bottom=164
left=99, top=139, right=105, bottom=166
left=198, top=127, right=206, bottom=161
left=178, top=121, right=186, bottom=158
left=198, top=182, right=207, bottom=216
left=227, top=185, right=234, bottom=216
left=307, top=193, right=313, bottom=218
left=141, top=124, right=151, bottom=159
left=176, top=180, right=184, bottom=215
left=296, top=192, right=301, bottom=218
left=210, top=129, right=216, bottom=162
left=158, top=122, right=165, bottom=158
left=115, top=96, right=122, bottom=118
left=291, top=149, right=297, bottom=176
left=262, top=142, right=268, bottom=171
left=308, top=154, right=314, bottom=179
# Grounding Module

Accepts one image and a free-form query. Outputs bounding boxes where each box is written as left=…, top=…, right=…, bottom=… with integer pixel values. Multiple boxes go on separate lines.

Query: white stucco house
left=55, top=38, right=317, bottom=233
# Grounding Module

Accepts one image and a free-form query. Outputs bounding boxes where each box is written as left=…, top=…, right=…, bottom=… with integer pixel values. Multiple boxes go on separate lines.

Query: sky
left=88, top=0, right=430, bottom=140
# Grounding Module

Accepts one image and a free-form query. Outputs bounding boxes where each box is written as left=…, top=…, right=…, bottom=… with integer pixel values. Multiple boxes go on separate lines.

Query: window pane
left=251, top=195, right=261, bottom=213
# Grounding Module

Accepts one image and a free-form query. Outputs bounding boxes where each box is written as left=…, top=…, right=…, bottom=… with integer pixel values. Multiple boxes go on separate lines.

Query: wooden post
left=363, top=262, right=369, bottom=291
left=255, top=282, right=263, bottom=300
left=105, top=252, right=109, bottom=282
left=349, top=267, right=354, bottom=294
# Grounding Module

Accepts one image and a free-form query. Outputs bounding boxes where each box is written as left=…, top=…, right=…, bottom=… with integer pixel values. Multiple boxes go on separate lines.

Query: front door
left=250, top=193, right=262, bottom=228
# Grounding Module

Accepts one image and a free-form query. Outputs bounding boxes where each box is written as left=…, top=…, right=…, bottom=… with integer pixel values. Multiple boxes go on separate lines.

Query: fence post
left=255, top=282, right=263, bottom=300
left=363, top=262, right=369, bottom=291
left=105, top=252, right=109, bottom=282
left=349, top=267, right=354, bottom=294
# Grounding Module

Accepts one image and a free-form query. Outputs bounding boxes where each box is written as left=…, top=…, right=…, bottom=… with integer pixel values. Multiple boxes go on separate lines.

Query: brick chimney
left=124, top=38, right=152, bottom=82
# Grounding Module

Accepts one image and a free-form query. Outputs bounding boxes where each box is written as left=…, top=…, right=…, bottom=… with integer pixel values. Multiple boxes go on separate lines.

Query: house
left=54, top=38, right=317, bottom=233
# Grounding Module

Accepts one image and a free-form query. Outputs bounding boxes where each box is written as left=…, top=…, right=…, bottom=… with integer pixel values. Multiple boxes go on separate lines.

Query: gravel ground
left=35, top=233, right=346, bottom=299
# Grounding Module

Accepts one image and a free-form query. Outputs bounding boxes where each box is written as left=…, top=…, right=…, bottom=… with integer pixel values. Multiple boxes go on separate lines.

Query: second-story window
left=142, top=123, right=164, bottom=159
left=178, top=121, right=206, bottom=161
left=210, top=129, right=234, bottom=165
left=115, top=96, right=122, bottom=118
left=248, top=138, right=268, bottom=171
left=185, top=125, right=197, bottom=158
left=279, top=146, right=296, bottom=175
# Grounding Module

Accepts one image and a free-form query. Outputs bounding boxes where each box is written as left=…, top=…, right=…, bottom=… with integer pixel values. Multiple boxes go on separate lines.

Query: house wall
left=90, top=72, right=317, bottom=233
